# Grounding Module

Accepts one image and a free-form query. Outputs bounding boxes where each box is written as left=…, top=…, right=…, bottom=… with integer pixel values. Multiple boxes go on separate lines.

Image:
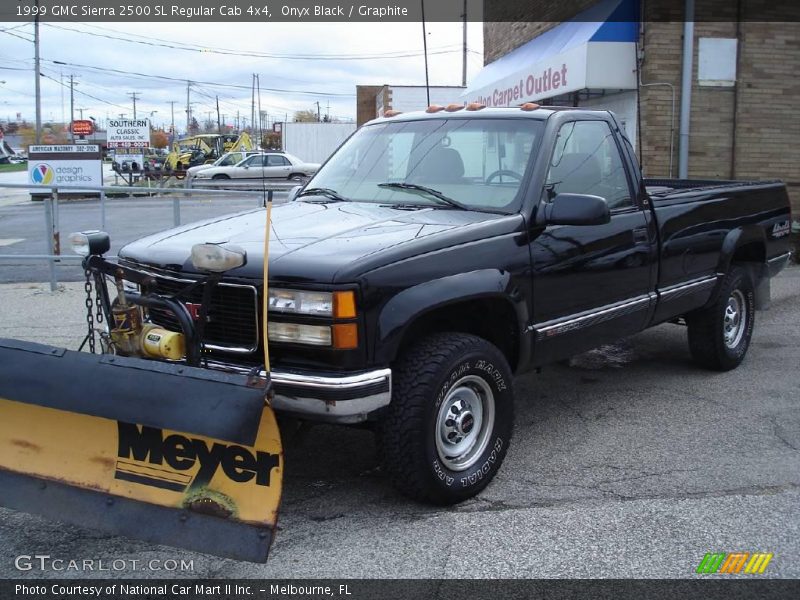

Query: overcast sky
left=0, top=19, right=484, bottom=130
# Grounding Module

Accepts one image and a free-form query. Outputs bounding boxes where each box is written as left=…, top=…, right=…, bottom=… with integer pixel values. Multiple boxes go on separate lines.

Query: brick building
left=356, top=85, right=466, bottom=126
left=474, top=0, right=799, bottom=214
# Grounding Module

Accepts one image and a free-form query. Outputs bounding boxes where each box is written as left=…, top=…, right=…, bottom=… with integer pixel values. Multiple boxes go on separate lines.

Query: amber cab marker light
left=520, top=102, right=541, bottom=111
left=333, top=290, right=357, bottom=319
left=425, top=105, right=445, bottom=113
left=332, top=323, right=359, bottom=349
left=465, top=102, right=486, bottom=111
left=384, top=110, right=403, bottom=117
left=445, top=103, right=465, bottom=112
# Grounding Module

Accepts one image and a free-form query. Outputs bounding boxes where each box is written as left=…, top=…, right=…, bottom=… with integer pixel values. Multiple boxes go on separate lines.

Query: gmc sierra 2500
left=99, top=105, right=793, bottom=504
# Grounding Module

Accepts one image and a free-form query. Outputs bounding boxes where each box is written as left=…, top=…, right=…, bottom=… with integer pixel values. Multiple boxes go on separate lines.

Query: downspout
left=678, top=0, right=695, bottom=179
left=638, top=2, right=676, bottom=178
left=730, top=0, right=743, bottom=179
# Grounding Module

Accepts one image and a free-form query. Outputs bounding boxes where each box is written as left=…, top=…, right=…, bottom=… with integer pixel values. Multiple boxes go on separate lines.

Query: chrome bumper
left=206, top=361, right=392, bottom=424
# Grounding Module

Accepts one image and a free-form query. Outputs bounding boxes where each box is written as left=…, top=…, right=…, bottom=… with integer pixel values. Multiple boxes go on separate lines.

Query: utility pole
left=127, top=92, right=140, bottom=119
left=34, top=1, right=41, bottom=143
left=186, top=81, right=191, bottom=134
left=69, top=74, right=75, bottom=140
left=462, top=0, right=468, bottom=87
left=314, top=101, right=321, bottom=122
left=256, top=74, right=262, bottom=147
left=236, top=110, right=240, bottom=131
left=216, top=95, right=221, bottom=133
left=421, top=0, right=430, bottom=105
left=77, top=108, right=85, bottom=119
left=251, top=74, right=256, bottom=134
left=168, top=100, right=175, bottom=134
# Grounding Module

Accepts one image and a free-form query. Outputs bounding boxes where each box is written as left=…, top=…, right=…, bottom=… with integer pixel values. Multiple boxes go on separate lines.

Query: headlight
left=266, top=322, right=358, bottom=349
left=190, top=243, right=246, bottom=273
left=69, top=230, right=110, bottom=256
left=268, top=289, right=356, bottom=318
left=268, top=322, right=331, bottom=346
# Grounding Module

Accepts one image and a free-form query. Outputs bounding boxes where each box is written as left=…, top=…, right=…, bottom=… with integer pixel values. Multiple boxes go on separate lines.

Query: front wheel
left=686, top=265, right=755, bottom=371
left=378, top=333, right=514, bottom=505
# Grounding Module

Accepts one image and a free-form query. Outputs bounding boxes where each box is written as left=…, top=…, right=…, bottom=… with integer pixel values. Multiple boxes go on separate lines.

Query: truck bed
left=644, top=178, right=784, bottom=205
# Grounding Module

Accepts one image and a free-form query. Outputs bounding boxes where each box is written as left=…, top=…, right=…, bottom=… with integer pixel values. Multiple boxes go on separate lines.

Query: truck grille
left=145, top=274, right=259, bottom=353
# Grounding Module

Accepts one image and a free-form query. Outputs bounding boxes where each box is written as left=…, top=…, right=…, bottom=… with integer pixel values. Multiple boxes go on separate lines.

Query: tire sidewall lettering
left=429, top=353, right=511, bottom=491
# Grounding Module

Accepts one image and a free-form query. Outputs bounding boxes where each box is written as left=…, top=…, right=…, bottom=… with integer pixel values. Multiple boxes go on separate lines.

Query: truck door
left=530, top=118, right=656, bottom=365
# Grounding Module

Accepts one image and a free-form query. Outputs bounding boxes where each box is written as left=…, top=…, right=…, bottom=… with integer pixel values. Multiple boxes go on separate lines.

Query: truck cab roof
left=368, top=105, right=613, bottom=126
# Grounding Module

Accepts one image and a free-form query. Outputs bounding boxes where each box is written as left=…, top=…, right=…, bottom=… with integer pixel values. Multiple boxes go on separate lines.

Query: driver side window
left=545, top=120, right=632, bottom=210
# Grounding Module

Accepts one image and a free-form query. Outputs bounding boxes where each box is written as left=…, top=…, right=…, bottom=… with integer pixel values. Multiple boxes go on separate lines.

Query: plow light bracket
left=69, top=231, right=111, bottom=256
left=191, top=243, right=247, bottom=273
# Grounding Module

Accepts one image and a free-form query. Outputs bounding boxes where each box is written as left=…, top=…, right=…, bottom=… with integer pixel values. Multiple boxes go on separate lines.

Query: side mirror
left=541, top=193, right=610, bottom=226
left=287, top=185, right=302, bottom=202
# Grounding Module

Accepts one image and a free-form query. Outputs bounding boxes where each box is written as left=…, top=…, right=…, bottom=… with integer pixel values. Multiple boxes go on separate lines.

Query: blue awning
left=465, top=0, right=639, bottom=105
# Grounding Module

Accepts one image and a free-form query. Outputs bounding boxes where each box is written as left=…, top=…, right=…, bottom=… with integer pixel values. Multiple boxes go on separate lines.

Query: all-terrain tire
left=378, top=333, right=514, bottom=505
left=686, top=265, right=755, bottom=371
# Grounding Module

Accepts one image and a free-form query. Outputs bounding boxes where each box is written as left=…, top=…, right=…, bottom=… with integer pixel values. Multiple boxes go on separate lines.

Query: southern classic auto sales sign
left=107, top=119, right=151, bottom=148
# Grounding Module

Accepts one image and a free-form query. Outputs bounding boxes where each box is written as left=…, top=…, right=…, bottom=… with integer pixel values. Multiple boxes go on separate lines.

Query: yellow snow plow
left=0, top=205, right=281, bottom=562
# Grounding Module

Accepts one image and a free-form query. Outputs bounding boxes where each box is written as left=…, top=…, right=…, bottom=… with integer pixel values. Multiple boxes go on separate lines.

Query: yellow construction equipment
left=164, top=132, right=254, bottom=171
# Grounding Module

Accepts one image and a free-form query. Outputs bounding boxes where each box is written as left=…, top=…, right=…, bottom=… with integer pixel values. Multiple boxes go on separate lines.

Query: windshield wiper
left=377, top=182, right=469, bottom=210
left=297, top=187, right=349, bottom=202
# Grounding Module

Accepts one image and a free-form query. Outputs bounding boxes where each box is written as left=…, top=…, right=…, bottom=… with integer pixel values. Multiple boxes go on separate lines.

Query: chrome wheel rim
left=435, top=375, right=495, bottom=472
left=723, top=289, right=746, bottom=349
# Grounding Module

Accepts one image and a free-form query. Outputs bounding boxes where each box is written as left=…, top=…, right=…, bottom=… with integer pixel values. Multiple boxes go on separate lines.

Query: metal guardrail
left=0, top=181, right=298, bottom=291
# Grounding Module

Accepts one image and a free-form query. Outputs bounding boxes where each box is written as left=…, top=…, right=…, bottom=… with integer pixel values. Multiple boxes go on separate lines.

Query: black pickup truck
left=108, top=106, right=792, bottom=504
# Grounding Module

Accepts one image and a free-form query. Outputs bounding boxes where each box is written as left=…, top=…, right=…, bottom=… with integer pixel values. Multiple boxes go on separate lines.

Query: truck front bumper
left=207, top=361, right=392, bottom=424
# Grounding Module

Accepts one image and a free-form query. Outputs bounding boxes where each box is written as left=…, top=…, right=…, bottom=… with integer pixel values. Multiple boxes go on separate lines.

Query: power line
left=40, top=58, right=356, bottom=97
left=43, top=22, right=468, bottom=61
left=39, top=72, right=129, bottom=110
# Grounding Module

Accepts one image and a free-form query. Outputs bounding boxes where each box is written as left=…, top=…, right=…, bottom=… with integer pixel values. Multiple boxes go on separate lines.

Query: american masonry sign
left=28, top=145, right=103, bottom=189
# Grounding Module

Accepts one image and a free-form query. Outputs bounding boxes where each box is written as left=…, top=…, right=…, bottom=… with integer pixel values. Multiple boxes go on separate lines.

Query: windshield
left=305, top=118, right=543, bottom=213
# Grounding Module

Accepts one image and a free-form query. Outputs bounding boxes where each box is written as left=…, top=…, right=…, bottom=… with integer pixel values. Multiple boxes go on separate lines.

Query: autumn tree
left=150, top=129, right=169, bottom=149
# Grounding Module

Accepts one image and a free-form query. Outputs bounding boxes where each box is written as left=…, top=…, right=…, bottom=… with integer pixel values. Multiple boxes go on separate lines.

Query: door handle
left=632, top=227, right=649, bottom=244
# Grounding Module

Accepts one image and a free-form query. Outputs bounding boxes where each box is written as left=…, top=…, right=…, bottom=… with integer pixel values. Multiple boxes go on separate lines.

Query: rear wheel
left=288, top=173, right=305, bottom=182
left=686, top=265, right=755, bottom=371
left=378, top=333, right=514, bottom=505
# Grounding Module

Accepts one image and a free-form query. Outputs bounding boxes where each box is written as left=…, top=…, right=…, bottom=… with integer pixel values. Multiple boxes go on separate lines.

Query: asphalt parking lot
left=0, top=266, right=798, bottom=579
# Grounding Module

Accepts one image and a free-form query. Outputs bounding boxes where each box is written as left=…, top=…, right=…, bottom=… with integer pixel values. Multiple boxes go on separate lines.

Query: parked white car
left=192, top=152, right=320, bottom=181
left=186, top=151, right=263, bottom=179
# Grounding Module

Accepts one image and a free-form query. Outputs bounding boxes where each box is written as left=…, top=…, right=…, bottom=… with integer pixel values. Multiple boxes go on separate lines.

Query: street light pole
left=34, top=1, right=42, bottom=144
left=421, top=0, right=430, bottom=105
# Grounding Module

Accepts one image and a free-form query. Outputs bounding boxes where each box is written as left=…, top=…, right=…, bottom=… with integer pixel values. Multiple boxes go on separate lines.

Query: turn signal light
left=332, top=323, right=358, bottom=349
left=333, top=290, right=357, bottom=319
left=520, top=102, right=541, bottom=111
left=426, top=105, right=445, bottom=113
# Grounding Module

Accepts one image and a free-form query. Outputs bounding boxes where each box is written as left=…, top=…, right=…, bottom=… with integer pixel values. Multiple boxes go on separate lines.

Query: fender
left=374, top=269, right=532, bottom=370
left=717, top=225, right=767, bottom=275
left=714, top=226, right=769, bottom=308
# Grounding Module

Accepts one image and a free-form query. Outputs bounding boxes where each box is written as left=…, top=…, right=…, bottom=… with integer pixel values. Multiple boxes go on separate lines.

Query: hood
left=119, top=200, right=519, bottom=284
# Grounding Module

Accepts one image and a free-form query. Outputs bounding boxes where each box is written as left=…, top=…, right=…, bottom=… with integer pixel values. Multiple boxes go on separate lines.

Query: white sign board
left=107, top=119, right=151, bottom=148
left=465, top=42, right=636, bottom=107
left=28, top=145, right=103, bottom=189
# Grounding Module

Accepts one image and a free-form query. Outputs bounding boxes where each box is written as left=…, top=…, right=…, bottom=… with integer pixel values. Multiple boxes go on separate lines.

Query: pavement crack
left=769, top=416, right=799, bottom=452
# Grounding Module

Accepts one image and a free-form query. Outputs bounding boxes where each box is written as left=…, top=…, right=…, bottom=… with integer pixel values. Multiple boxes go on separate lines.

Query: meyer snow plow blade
left=0, top=338, right=282, bottom=563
